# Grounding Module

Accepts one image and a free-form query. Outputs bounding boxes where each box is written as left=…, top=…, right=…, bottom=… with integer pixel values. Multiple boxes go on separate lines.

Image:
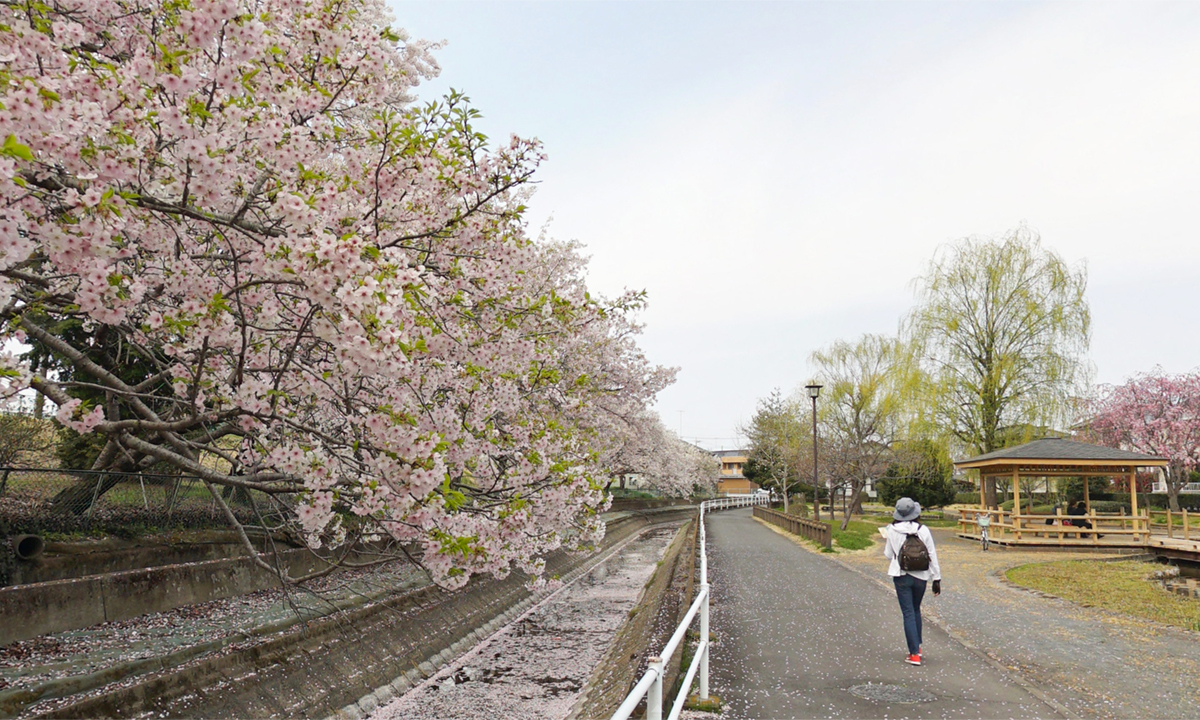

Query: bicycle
left=977, top=515, right=991, bottom=552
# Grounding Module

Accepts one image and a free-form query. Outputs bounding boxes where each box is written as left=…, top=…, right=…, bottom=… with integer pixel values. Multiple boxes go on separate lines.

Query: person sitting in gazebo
left=1067, top=501, right=1101, bottom=537
left=1067, top=501, right=1091, bottom=528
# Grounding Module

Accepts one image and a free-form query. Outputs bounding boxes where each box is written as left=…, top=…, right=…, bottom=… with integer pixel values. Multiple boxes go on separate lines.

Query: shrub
left=955, top=492, right=982, bottom=505
left=608, top=488, right=658, bottom=500
left=999, top=500, right=1057, bottom=514
left=876, top=442, right=955, bottom=509
left=1102, top=493, right=1200, bottom=511
left=0, top=414, right=54, bottom=467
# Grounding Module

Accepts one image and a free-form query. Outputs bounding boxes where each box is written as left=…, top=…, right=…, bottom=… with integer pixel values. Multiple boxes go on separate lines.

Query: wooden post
left=980, top=472, right=986, bottom=509
left=1167, top=508, right=1173, bottom=539
left=1056, top=505, right=1064, bottom=541
left=1129, top=471, right=1140, bottom=540
left=1013, top=468, right=1021, bottom=541
left=1083, top=476, right=1090, bottom=513
left=1120, top=506, right=1126, bottom=532
left=1184, top=509, right=1191, bottom=542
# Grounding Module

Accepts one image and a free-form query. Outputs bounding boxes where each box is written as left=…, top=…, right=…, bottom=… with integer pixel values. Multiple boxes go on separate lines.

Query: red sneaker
left=905, top=654, right=922, bottom=666
left=918, top=646, right=923, bottom=660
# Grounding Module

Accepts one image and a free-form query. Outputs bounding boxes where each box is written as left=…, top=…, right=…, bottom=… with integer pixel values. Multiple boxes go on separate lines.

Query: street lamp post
left=805, top=383, right=822, bottom=521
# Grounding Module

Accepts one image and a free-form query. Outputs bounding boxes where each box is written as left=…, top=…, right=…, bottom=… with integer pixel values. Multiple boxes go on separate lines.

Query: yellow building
left=714, top=449, right=759, bottom=495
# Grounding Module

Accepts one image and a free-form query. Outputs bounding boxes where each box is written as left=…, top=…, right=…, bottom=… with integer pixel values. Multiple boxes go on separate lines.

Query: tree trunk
left=49, top=443, right=148, bottom=515
left=984, top=477, right=997, bottom=509
left=49, top=472, right=125, bottom=515
left=839, top=484, right=865, bottom=531
left=1168, top=462, right=1184, bottom=512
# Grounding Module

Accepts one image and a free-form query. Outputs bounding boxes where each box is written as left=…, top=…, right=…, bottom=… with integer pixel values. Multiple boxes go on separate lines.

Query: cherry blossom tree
left=601, top=409, right=716, bottom=497
left=0, top=0, right=672, bottom=587
left=1089, top=370, right=1200, bottom=512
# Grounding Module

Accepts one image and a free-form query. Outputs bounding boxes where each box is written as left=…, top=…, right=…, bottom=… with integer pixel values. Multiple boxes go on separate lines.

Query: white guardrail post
left=610, top=493, right=767, bottom=720
left=646, top=656, right=665, bottom=720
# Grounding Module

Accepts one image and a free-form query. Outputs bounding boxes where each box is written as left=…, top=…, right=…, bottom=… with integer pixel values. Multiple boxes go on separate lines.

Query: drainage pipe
left=12, top=534, right=45, bottom=561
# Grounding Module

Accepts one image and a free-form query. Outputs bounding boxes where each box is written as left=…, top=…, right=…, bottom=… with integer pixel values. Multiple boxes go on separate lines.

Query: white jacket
left=883, top=521, right=941, bottom=581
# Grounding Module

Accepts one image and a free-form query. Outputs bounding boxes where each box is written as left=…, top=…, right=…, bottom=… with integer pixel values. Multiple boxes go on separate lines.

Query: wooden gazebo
left=954, top=438, right=1168, bottom=547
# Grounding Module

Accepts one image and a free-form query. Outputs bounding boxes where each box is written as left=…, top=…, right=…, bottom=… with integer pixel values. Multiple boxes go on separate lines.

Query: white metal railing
left=611, top=493, right=767, bottom=720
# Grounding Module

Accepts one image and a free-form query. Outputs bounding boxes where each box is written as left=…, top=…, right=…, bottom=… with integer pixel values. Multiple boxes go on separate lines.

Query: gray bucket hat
left=893, top=497, right=921, bottom=522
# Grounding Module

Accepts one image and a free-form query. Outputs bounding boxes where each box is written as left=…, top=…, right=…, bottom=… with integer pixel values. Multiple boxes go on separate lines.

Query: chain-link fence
left=0, top=467, right=281, bottom=538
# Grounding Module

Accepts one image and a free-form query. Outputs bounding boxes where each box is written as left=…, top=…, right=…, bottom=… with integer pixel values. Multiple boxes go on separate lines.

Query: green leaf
left=2, top=134, right=34, bottom=161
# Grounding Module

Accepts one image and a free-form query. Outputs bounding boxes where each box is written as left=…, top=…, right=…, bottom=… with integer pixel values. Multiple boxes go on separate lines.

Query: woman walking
left=883, top=497, right=941, bottom=666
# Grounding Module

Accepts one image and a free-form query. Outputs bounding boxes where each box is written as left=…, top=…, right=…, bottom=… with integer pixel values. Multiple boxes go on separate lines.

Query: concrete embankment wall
left=32, top=507, right=696, bottom=720
left=0, top=545, right=329, bottom=645
left=8, top=534, right=270, bottom=586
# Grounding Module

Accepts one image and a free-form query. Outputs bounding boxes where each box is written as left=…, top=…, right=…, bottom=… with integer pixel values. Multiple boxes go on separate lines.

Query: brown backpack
left=898, top=525, right=931, bottom=572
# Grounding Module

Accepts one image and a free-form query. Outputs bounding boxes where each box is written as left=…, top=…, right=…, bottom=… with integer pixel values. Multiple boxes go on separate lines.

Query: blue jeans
left=893, top=574, right=926, bottom=656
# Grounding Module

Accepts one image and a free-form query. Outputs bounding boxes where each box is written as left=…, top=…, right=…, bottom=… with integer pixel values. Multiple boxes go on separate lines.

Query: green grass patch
left=822, top=518, right=882, bottom=551
left=1006, top=560, right=1200, bottom=632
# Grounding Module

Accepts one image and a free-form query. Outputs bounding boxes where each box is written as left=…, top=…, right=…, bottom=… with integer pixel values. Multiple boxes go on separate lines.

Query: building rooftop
left=713, top=449, right=748, bottom=458
left=956, top=438, right=1167, bottom=467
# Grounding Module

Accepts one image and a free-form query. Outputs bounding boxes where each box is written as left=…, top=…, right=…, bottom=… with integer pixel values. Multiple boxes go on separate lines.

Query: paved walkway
left=836, top=526, right=1200, bottom=720
left=704, top=509, right=1060, bottom=719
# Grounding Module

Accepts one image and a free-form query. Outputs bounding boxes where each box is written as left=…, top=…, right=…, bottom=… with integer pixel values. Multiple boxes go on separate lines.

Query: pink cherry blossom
left=1088, top=368, right=1200, bottom=511
left=0, top=0, right=681, bottom=588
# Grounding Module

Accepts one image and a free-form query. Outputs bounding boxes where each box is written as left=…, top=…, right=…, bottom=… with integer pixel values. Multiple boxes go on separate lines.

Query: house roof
left=955, top=438, right=1167, bottom=468
left=713, top=449, right=748, bottom=458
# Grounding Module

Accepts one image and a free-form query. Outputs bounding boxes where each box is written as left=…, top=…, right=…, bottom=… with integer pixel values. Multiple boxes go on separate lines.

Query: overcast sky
left=392, top=1, right=1200, bottom=450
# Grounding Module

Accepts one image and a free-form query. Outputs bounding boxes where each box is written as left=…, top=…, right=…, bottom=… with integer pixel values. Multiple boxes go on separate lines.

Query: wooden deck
left=956, top=507, right=1200, bottom=560
left=1147, top=535, right=1200, bottom=561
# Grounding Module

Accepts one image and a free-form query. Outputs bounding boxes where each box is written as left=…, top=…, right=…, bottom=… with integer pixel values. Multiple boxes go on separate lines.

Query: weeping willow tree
left=904, top=227, right=1091, bottom=507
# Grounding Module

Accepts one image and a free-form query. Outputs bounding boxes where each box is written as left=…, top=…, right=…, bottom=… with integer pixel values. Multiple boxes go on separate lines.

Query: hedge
left=1101, top=493, right=1200, bottom=510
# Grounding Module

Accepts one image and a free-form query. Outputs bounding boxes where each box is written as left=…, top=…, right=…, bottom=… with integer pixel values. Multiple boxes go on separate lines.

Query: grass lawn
left=817, top=517, right=887, bottom=551
left=1006, top=560, right=1200, bottom=632
left=780, top=510, right=958, bottom=552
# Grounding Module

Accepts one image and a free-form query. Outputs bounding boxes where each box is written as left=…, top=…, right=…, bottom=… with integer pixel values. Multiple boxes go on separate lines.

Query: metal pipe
left=699, top=582, right=710, bottom=699
left=668, top=638, right=709, bottom=720
left=661, top=585, right=708, bottom=663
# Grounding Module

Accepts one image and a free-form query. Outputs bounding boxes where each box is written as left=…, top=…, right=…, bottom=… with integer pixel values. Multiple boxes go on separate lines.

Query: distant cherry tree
left=1090, top=370, right=1200, bottom=512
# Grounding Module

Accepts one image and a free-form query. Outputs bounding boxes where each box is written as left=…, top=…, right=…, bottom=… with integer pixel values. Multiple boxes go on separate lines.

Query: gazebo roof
left=955, top=438, right=1167, bottom=470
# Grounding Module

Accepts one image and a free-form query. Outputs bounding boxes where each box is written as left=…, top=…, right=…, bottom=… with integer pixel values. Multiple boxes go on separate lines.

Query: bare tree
left=810, top=335, right=904, bottom=530
left=742, top=390, right=805, bottom=513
